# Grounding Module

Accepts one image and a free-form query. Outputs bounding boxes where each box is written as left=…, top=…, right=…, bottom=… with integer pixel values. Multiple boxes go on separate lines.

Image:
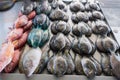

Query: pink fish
left=4, top=49, right=21, bottom=73
left=0, top=42, right=14, bottom=72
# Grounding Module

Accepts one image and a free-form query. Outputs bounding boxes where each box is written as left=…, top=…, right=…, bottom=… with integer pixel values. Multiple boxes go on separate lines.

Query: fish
left=22, top=47, right=42, bottom=77
left=14, top=15, right=28, bottom=28
left=19, top=44, right=31, bottom=73
left=0, top=42, right=14, bottom=72
left=81, top=57, right=96, bottom=78
left=4, top=49, right=21, bottom=73
left=7, top=28, right=23, bottom=42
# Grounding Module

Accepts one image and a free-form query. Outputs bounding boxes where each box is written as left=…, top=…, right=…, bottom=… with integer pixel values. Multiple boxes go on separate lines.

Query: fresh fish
left=4, top=49, right=21, bottom=73
left=19, top=44, right=32, bottom=73
left=75, top=54, right=84, bottom=75
left=81, top=57, right=96, bottom=78
left=53, top=53, right=68, bottom=77
left=110, top=53, right=120, bottom=79
left=38, top=45, right=50, bottom=73
left=22, top=48, right=42, bottom=77
left=47, top=55, right=54, bottom=74
left=90, top=56, right=102, bottom=75
left=0, top=42, right=14, bottom=72
left=14, top=15, right=28, bottom=28
left=64, top=50, right=75, bottom=74
left=7, top=28, right=23, bottom=42
left=101, top=53, right=112, bottom=76
left=38, top=52, right=49, bottom=73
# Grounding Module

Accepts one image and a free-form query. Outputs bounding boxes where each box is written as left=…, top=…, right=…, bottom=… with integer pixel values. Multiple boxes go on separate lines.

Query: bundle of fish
left=0, top=0, right=36, bottom=73
left=0, top=0, right=120, bottom=79
left=19, top=0, right=51, bottom=77
left=47, top=0, right=75, bottom=77
left=70, top=0, right=101, bottom=79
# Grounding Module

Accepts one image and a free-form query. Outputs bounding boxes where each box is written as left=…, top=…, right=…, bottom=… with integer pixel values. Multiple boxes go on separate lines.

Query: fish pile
left=70, top=0, right=120, bottom=79
left=0, top=0, right=120, bottom=79
left=70, top=0, right=102, bottom=78
left=0, top=0, right=36, bottom=73
left=48, top=0, right=74, bottom=76
left=19, top=0, right=51, bottom=77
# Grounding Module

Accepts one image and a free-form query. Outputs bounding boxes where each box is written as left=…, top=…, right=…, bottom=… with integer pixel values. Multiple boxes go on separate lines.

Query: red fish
left=4, top=49, right=21, bottom=73
left=14, top=15, right=28, bottom=28
left=0, top=42, right=14, bottom=72
left=28, top=11, right=36, bottom=20
left=24, top=20, right=32, bottom=31
left=7, top=28, right=23, bottom=42
left=12, top=30, right=30, bottom=49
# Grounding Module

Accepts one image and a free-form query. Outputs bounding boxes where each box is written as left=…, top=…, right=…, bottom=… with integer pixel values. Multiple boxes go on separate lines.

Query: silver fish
left=22, top=48, right=42, bottom=77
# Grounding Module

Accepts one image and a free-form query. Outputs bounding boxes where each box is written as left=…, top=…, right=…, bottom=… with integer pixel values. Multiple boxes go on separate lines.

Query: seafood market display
left=0, top=0, right=120, bottom=79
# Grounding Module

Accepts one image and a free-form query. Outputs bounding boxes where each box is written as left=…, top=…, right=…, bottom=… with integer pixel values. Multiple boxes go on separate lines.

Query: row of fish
left=0, top=5, right=36, bottom=73
left=48, top=0, right=98, bottom=78
left=19, top=0, right=51, bottom=77
left=47, top=0, right=120, bottom=79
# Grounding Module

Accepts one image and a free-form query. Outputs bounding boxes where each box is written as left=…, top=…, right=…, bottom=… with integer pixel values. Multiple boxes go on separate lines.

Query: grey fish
left=64, top=50, right=75, bottom=74
left=22, top=48, right=42, bottom=77
left=75, top=54, right=84, bottom=75
left=101, top=53, right=112, bottom=76
left=110, top=53, right=120, bottom=79
left=81, top=57, right=96, bottom=78
left=53, top=53, right=68, bottom=77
